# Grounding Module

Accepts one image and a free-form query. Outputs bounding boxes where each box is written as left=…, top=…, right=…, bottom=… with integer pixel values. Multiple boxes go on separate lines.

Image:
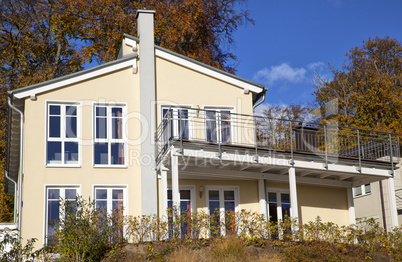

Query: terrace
left=156, top=107, right=399, bottom=173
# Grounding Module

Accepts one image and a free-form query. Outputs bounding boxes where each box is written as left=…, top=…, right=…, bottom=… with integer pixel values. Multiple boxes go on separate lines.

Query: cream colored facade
left=354, top=161, right=402, bottom=231
left=3, top=10, right=398, bottom=250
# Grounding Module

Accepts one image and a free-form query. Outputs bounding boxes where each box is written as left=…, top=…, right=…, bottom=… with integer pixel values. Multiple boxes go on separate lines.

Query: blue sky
left=233, top=0, right=402, bottom=108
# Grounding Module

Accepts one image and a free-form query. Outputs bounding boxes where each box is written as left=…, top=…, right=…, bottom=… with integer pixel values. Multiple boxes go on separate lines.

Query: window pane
left=180, top=190, right=191, bottom=200
left=162, top=109, right=174, bottom=140
left=112, top=189, right=124, bottom=200
left=96, top=118, right=107, bottom=139
left=221, top=111, right=231, bottom=144
left=354, top=186, right=362, bottom=196
left=94, top=143, right=108, bottom=164
left=48, top=189, right=60, bottom=199
left=112, top=118, right=122, bottom=139
left=209, top=190, right=219, bottom=201
left=364, top=184, right=371, bottom=194
left=209, top=201, right=220, bottom=215
left=282, top=204, right=291, bottom=218
left=96, top=200, right=107, bottom=211
left=224, top=190, right=234, bottom=201
left=281, top=193, right=290, bottom=204
left=167, top=190, right=172, bottom=200
left=49, top=105, right=60, bottom=115
left=49, top=116, right=61, bottom=137
left=47, top=201, right=60, bottom=241
left=178, top=110, right=189, bottom=139
left=224, top=201, right=235, bottom=212
left=269, top=203, right=278, bottom=222
left=206, top=111, right=217, bottom=142
left=66, top=116, right=77, bottom=138
left=96, top=189, right=107, bottom=200
left=112, top=200, right=124, bottom=213
left=65, top=189, right=77, bottom=200
left=112, top=107, right=122, bottom=117
left=96, top=107, right=107, bottom=116
left=47, top=141, right=62, bottom=164
left=64, top=142, right=78, bottom=164
left=268, top=192, right=277, bottom=203
left=111, top=143, right=124, bottom=165
left=66, top=106, right=77, bottom=116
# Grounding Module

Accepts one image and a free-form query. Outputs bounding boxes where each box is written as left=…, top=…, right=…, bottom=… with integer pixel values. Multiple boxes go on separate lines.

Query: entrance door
left=167, top=189, right=193, bottom=238
left=267, top=191, right=291, bottom=222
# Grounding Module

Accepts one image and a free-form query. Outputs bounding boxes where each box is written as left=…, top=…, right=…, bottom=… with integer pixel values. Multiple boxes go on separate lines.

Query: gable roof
left=10, top=34, right=266, bottom=99
left=11, top=53, right=137, bottom=99
left=123, top=34, right=266, bottom=94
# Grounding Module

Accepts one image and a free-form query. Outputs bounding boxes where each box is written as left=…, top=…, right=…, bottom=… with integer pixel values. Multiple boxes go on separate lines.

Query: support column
left=288, top=167, right=299, bottom=221
left=347, top=187, right=356, bottom=225
left=387, top=177, right=398, bottom=229
left=258, top=179, right=267, bottom=219
left=171, top=148, right=180, bottom=212
left=161, top=166, right=168, bottom=221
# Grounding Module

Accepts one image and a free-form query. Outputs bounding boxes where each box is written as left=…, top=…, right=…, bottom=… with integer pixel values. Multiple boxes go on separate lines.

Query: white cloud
left=253, top=61, right=329, bottom=88
left=307, top=62, right=325, bottom=71
left=253, top=63, right=307, bottom=85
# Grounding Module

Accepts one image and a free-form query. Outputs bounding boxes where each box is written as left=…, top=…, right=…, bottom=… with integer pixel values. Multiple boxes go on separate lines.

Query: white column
left=387, top=177, right=398, bottom=229
left=288, top=167, right=299, bottom=221
left=347, top=187, right=356, bottom=225
left=258, top=179, right=267, bottom=218
left=171, top=148, right=180, bottom=211
left=161, top=166, right=168, bottom=221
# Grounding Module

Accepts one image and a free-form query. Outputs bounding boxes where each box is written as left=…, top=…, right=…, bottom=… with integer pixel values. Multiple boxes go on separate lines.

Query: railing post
left=218, top=112, right=221, bottom=158
left=389, top=134, right=394, bottom=173
left=254, top=116, right=258, bottom=162
left=179, top=109, right=183, bottom=153
left=324, top=125, right=328, bottom=168
left=289, top=122, right=294, bottom=164
left=357, top=130, right=361, bottom=172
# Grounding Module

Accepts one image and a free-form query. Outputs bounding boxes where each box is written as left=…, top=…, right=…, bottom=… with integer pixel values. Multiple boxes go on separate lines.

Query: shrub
left=0, top=233, right=37, bottom=261
left=52, top=197, right=125, bottom=262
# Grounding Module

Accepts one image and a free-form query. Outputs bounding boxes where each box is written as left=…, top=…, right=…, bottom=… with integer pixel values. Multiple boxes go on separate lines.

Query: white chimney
left=136, top=9, right=158, bottom=216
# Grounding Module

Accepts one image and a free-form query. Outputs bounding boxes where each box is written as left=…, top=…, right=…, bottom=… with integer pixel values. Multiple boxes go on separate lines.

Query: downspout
left=253, top=87, right=268, bottom=111
left=3, top=171, right=17, bottom=226
left=7, top=95, right=24, bottom=235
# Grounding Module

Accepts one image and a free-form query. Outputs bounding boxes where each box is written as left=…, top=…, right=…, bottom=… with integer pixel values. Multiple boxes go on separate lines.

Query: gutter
left=253, top=87, right=268, bottom=111
left=7, top=95, right=24, bottom=235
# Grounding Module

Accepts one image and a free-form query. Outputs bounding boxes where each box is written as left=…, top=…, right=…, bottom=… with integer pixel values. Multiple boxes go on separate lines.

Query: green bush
left=0, top=233, right=37, bottom=261
left=52, top=197, right=125, bottom=262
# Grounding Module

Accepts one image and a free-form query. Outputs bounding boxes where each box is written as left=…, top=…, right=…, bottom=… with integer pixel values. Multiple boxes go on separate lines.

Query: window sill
left=93, top=165, right=128, bottom=169
left=353, top=193, right=372, bottom=199
left=46, top=164, right=81, bottom=168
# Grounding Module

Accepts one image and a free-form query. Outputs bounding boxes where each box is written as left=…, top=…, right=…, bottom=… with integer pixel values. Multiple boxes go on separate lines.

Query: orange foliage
left=0, top=0, right=253, bottom=221
left=313, top=37, right=402, bottom=136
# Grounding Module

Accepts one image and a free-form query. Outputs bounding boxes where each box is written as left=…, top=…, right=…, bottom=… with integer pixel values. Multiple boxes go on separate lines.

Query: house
left=353, top=156, right=402, bottom=230
left=2, top=10, right=400, bottom=248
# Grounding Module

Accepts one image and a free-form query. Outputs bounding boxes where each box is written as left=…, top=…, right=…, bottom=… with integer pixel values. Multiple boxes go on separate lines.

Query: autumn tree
left=313, top=37, right=402, bottom=135
left=0, top=0, right=253, bottom=221
left=256, top=103, right=310, bottom=149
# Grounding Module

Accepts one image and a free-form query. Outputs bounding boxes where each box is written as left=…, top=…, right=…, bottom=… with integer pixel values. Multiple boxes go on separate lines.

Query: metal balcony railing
left=155, top=107, right=400, bottom=167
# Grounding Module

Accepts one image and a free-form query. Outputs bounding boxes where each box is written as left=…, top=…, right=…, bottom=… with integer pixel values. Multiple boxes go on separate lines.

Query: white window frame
left=45, top=101, right=81, bottom=167
left=206, top=185, right=240, bottom=236
left=266, top=188, right=291, bottom=221
left=161, top=105, right=193, bottom=140
left=353, top=184, right=371, bottom=198
left=93, top=103, right=127, bottom=167
left=167, top=185, right=196, bottom=212
left=44, top=185, right=81, bottom=245
left=93, top=185, right=128, bottom=217
left=203, top=106, right=236, bottom=144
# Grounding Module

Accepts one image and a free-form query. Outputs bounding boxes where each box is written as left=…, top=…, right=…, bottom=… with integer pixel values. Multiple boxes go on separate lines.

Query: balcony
left=155, top=107, right=400, bottom=170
